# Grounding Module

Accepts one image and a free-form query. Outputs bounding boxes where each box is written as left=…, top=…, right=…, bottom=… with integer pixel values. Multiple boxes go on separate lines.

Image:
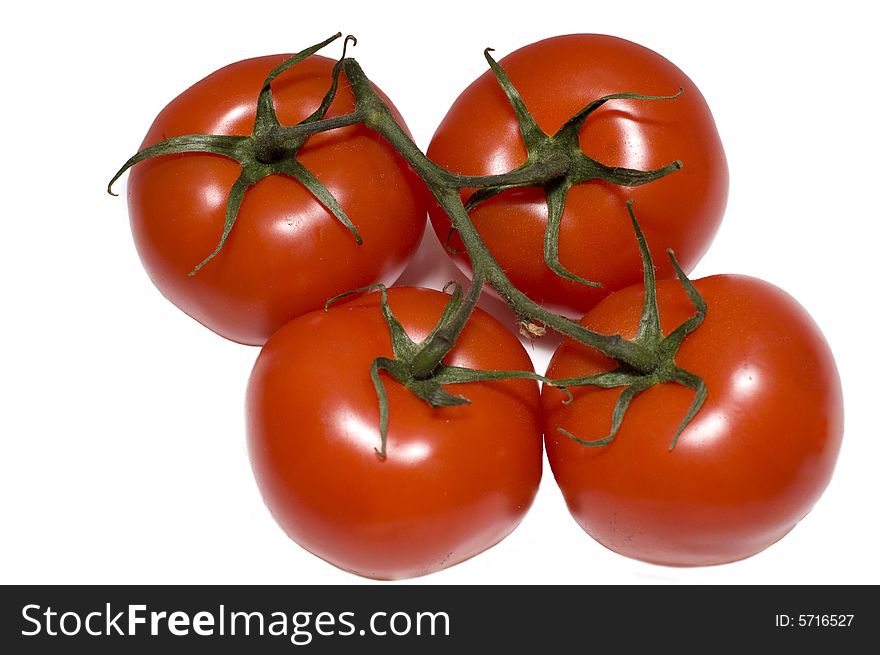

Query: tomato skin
left=428, top=34, right=728, bottom=314
left=542, top=275, right=843, bottom=566
left=127, top=54, right=427, bottom=346
left=246, top=287, right=542, bottom=579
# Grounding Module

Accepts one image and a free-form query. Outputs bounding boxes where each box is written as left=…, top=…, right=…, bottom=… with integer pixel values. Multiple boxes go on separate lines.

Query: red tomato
left=127, top=54, right=427, bottom=345
left=542, top=275, right=843, bottom=566
left=246, top=287, right=542, bottom=579
left=428, top=34, right=728, bottom=314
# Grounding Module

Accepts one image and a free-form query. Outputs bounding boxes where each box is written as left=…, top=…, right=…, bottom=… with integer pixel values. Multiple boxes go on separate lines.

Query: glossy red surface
left=128, top=55, right=427, bottom=345
left=247, top=287, right=543, bottom=579
left=542, top=275, right=843, bottom=565
left=428, top=34, right=728, bottom=315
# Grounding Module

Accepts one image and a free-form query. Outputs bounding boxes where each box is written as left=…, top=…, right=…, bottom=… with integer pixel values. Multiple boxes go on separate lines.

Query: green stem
left=409, top=266, right=486, bottom=379
left=112, top=41, right=711, bottom=452
left=446, top=155, right=569, bottom=190
left=256, top=111, right=365, bottom=163
left=341, top=59, right=658, bottom=374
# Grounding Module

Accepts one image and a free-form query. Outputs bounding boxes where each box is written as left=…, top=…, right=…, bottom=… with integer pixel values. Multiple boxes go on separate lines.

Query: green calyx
left=107, top=33, right=364, bottom=275
left=552, top=200, right=707, bottom=451
left=458, top=48, right=683, bottom=288
left=326, top=283, right=566, bottom=459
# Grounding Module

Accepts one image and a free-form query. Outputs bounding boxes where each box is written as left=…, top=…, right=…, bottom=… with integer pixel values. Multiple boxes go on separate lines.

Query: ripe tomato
left=246, top=287, right=542, bottom=579
left=126, top=54, right=427, bottom=345
left=428, top=34, right=728, bottom=314
left=542, top=275, right=843, bottom=566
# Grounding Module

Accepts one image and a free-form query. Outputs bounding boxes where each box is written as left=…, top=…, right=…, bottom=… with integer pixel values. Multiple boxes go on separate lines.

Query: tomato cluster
left=113, top=33, right=842, bottom=579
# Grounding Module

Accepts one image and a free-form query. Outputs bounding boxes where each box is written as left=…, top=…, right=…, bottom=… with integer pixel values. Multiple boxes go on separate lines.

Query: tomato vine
left=110, top=32, right=708, bottom=454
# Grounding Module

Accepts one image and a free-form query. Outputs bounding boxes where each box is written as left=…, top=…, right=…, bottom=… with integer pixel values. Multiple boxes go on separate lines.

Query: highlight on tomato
left=112, top=38, right=428, bottom=346
left=246, top=287, right=543, bottom=579
left=542, top=274, right=843, bottom=566
left=428, top=33, right=729, bottom=315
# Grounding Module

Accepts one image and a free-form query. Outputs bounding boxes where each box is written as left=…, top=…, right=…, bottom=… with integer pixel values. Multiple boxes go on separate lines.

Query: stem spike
left=543, top=181, right=602, bottom=287
left=281, top=160, right=363, bottom=245
left=556, top=88, right=684, bottom=140
left=370, top=357, right=393, bottom=459
left=560, top=383, right=648, bottom=447
left=669, top=368, right=708, bottom=450
left=188, top=169, right=257, bottom=275
left=483, top=48, right=547, bottom=149
left=626, top=200, right=662, bottom=344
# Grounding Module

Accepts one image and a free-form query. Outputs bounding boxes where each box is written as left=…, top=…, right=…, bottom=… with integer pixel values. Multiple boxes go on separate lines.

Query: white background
left=2, top=0, right=878, bottom=585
